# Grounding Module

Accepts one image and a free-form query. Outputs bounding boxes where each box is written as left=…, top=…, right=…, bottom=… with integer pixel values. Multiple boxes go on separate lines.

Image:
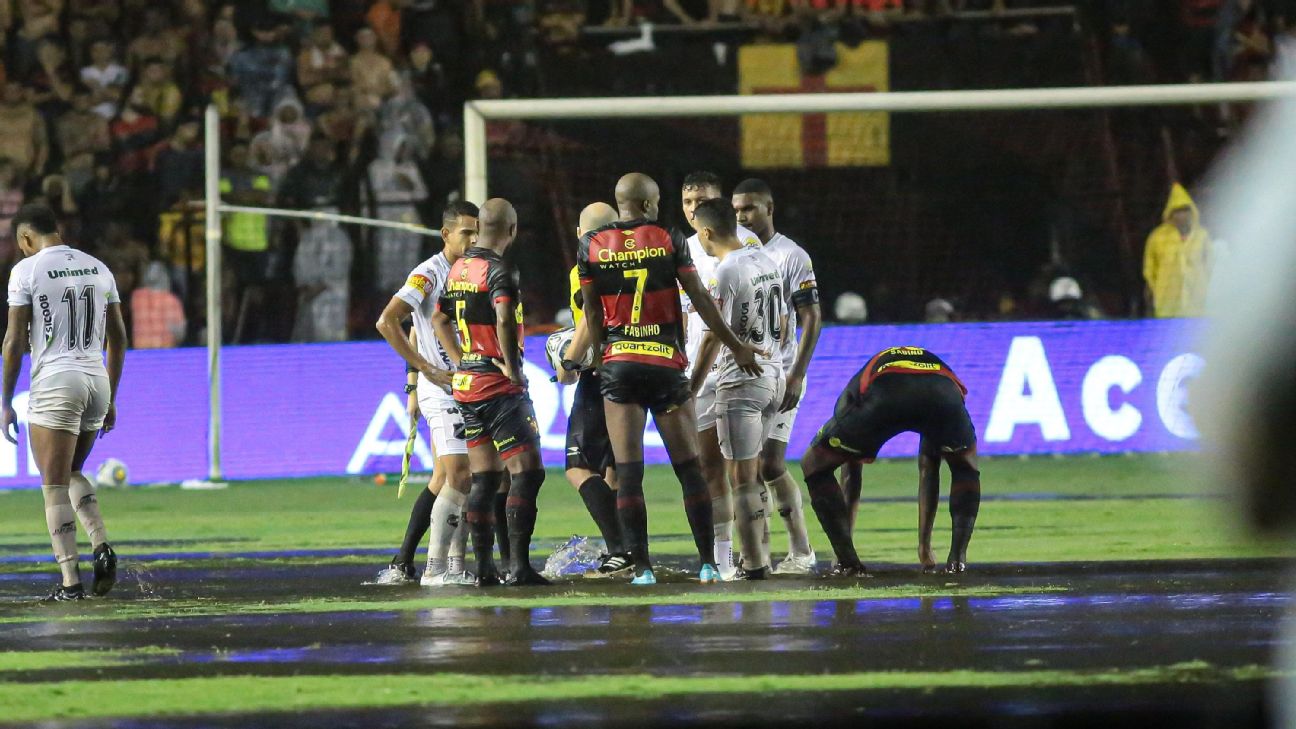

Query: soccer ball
left=95, top=458, right=129, bottom=489
left=545, top=328, right=592, bottom=373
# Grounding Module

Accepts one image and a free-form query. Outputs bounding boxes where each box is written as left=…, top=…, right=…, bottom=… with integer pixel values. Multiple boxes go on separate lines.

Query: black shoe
left=476, top=560, right=501, bottom=587
left=827, top=562, right=870, bottom=578
left=596, top=552, right=633, bottom=575
left=43, top=583, right=85, bottom=602
left=736, top=566, right=768, bottom=580
left=943, top=560, right=967, bottom=574
left=504, top=566, right=552, bottom=586
left=92, top=544, right=117, bottom=596
left=375, top=558, right=417, bottom=584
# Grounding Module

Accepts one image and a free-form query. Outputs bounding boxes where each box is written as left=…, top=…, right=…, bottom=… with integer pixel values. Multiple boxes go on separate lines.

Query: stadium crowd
left=0, top=0, right=1239, bottom=349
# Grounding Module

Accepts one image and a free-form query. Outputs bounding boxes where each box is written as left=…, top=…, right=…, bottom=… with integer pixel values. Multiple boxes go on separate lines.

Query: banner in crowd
left=738, top=41, right=890, bottom=168
left=0, top=319, right=1201, bottom=489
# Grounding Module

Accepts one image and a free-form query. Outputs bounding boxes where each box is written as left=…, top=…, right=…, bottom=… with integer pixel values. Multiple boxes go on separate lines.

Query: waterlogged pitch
left=0, top=455, right=1289, bottom=727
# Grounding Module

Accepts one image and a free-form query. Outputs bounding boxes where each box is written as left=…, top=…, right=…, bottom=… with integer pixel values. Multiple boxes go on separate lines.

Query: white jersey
left=682, top=223, right=760, bottom=375
left=703, top=246, right=784, bottom=386
left=395, top=253, right=456, bottom=378
left=761, top=232, right=818, bottom=371
left=6, top=245, right=119, bottom=385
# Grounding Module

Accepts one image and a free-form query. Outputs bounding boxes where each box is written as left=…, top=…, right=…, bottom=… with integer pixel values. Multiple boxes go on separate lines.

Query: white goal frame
left=198, top=80, right=1296, bottom=483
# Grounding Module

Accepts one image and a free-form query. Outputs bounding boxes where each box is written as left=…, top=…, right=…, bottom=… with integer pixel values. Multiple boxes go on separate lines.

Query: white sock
left=768, top=471, right=813, bottom=558
left=735, top=482, right=771, bottom=571
left=426, top=488, right=467, bottom=576
left=448, top=518, right=466, bottom=574
left=69, top=472, right=108, bottom=549
left=712, top=493, right=734, bottom=573
left=43, top=485, right=80, bottom=586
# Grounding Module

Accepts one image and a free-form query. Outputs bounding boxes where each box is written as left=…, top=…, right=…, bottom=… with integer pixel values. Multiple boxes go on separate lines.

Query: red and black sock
left=506, top=468, right=545, bottom=575
left=806, top=469, right=863, bottom=569
left=615, top=461, right=650, bottom=574
left=493, top=487, right=511, bottom=564
left=673, top=458, right=715, bottom=568
left=396, top=487, right=436, bottom=565
left=578, top=475, right=623, bottom=554
left=948, top=465, right=981, bottom=564
left=466, top=471, right=502, bottom=572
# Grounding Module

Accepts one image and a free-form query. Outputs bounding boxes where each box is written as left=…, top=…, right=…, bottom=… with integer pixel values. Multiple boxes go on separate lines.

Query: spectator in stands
left=0, top=158, right=24, bottom=264
left=8, top=0, right=60, bottom=80
left=266, top=94, right=312, bottom=171
left=56, top=88, right=110, bottom=195
left=279, top=134, right=343, bottom=212
left=1180, top=0, right=1223, bottom=81
left=315, top=83, right=364, bottom=151
left=127, top=6, right=185, bottom=73
left=297, top=23, right=349, bottom=101
left=81, top=40, right=128, bottom=119
left=925, top=297, right=955, bottom=323
left=227, top=18, right=294, bottom=119
left=110, top=87, right=161, bottom=174
left=0, top=83, right=48, bottom=181
left=220, top=141, right=273, bottom=342
left=379, top=74, right=435, bottom=160
left=209, top=16, right=241, bottom=69
left=137, top=58, right=184, bottom=128
left=1144, top=183, right=1211, bottom=318
left=350, top=27, right=396, bottom=109
left=405, top=41, right=454, bottom=125
left=76, top=157, right=126, bottom=247
left=131, top=260, right=187, bottom=348
left=30, top=39, right=74, bottom=120
left=1046, top=276, right=1104, bottom=320
left=368, top=131, right=428, bottom=291
left=152, top=117, right=204, bottom=208
left=367, top=0, right=405, bottom=58
left=292, top=213, right=353, bottom=342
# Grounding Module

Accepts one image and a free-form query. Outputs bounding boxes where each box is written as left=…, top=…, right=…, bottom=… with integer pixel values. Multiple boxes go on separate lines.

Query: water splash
left=542, top=536, right=604, bottom=578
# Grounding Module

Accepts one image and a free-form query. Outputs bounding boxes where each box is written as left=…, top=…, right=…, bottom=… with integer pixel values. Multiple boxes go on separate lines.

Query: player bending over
left=678, top=171, right=762, bottom=580
left=434, top=198, right=550, bottom=586
left=374, top=201, right=478, bottom=585
left=578, top=172, right=763, bottom=586
left=799, top=347, right=981, bottom=575
left=688, top=199, right=785, bottom=579
left=551, top=201, right=632, bottom=575
left=732, top=179, right=823, bottom=575
left=2, top=204, right=126, bottom=601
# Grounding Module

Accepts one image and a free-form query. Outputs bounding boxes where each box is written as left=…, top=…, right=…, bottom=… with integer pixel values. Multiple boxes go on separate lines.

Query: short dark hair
left=732, top=178, right=773, bottom=197
left=693, top=198, right=737, bottom=238
left=12, top=203, right=59, bottom=237
left=442, top=200, right=479, bottom=226
left=682, top=171, right=722, bottom=192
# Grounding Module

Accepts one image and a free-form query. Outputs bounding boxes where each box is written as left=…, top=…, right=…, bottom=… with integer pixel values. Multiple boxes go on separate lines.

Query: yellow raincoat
left=1143, top=183, right=1211, bottom=318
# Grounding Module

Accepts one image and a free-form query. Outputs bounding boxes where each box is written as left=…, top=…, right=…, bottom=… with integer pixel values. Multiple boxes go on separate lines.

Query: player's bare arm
left=376, top=297, right=451, bottom=389
left=781, top=299, right=822, bottom=413
left=1, top=304, right=30, bottom=444
left=493, top=298, right=525, bottom=387
left=103, top=302, right=127, bottom=434
left=689, top=331, right=720, bottom=396
left=678, top=268, right=764, bottom=377
left=405, top=329, right=421, bottom=419
left=579, top=279, right=605, bottom=366
left=430, top=310, right=461, bottom=368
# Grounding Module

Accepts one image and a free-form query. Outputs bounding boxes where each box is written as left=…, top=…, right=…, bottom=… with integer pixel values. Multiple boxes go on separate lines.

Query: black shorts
left=599, top=361, right=691, bottom=414
left=810, top=375, right=976, bottom=461
left=458, top=392, right=541, bottom=459
left=566, top=369, right=614, bottom=472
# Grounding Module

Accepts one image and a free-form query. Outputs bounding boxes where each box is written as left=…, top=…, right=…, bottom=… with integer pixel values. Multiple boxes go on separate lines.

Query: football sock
left=805, top=470, right=863, bottom=569
left=493, top=488, right=511, bottom=564
left=42, top=485, right=79, bottom=587
left=735, top=481, right=772, bottom=571
left=69, top=472, right=108, bottom=549
left=674, top=458, right=715, bottom=567
left=712, top=492, right=734, bottom=573
left=448, top=510, right=467, bottom=574
left=397, top=487, right=436, bottom=565
left=615, top=461, right=650, bottom=574
left=506, top=469, right=545, bottom=575
left=466, top=471, right=502, bottom=570
left=578, top=475, right=623, bottom=553
left=948, top=464, right=982, bottom=564
left=768, top=471, right=813, bottom=558
left=426, top=487, right=466, bottom=576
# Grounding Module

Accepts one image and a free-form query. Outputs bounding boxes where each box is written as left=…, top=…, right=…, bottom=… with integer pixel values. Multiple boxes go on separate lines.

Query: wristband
left=405, top=363, right=417, bottom=374
left=404, top=383, right=417, bottom=394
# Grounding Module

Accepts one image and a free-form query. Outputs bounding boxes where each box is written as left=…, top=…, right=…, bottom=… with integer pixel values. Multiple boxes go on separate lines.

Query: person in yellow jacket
left=1144, top=183, right=1211, bottom=318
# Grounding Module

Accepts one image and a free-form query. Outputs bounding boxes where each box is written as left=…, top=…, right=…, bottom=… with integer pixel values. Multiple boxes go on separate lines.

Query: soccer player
left=688, top=199, right=786, bottom=579
left=578, top=172, right=763, bottom=585
left=374, top=200, right=479, bottom=586
left=732, top=178, right=823, bottom=575
left=433, top=198, right=550, bottom=587
left=799, top=346, right=981, bottom=575
left=556, top=201, right=632, bottom=575
left=1, top=204, right=127, bottom=601
left=678, top=171, right=762, bottom=580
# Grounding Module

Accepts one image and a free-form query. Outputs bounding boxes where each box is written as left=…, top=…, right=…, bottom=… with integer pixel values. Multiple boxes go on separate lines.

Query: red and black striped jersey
left=576, top=219, right=694, bottom=370
left=853, top=346, right=967, bottom=398
left=436, top=247, right=525, bottom=403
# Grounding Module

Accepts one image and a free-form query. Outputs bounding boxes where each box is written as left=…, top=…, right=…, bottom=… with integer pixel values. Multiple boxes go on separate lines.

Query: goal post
left=461, top=80, right=1296, bottom=203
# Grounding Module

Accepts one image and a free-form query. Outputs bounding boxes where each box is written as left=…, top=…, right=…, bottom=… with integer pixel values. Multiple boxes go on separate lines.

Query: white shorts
left=27, top=371, right=110, bottom=434
left=695, top=372, right=720, bottom=432
left=767, top=374, right=806, bottom=444
left=715, top=376, right=784, bottom=461
left=417, top=380, right=468, bottom=457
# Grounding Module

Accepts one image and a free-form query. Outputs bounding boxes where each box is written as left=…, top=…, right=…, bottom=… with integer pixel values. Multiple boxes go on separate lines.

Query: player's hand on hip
left=0, top=406, right=16, bottom=444
left=101, top=403, right=117, bottom=437
left=780, top=373, right=804, bottom=413
left=420, top=365, right=452, bottom=390
left=734, top=343, right=767, bottom=378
